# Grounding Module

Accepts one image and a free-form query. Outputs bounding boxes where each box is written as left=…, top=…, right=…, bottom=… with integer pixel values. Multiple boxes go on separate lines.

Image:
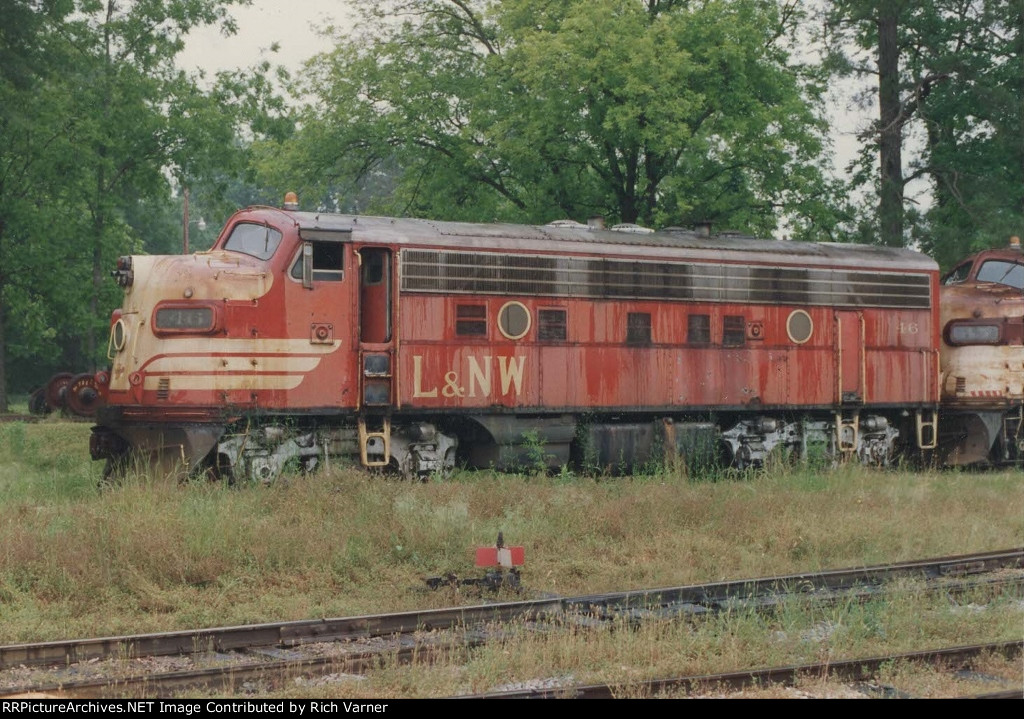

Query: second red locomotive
left=91, top=198, right=943, bottom=481
left=937, top=237, right=1023, bottom=466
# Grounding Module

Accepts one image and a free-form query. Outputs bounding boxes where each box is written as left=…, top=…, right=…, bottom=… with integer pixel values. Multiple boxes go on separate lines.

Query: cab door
left=355, top=247, right=397, bottom=467
left=835, top=310, right=863, bottom=403
left=287, top=229, right=353, bottom=409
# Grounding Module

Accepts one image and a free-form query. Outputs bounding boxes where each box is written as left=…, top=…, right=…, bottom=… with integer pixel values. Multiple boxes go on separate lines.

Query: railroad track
left=1, top=548, right=1021, bottom=697
left=0, top=414, right=39, bottom=424
left=458, top=640, right=1024, bottom=699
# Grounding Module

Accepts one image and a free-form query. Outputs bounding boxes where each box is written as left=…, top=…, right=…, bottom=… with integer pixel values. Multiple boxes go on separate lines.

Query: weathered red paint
left=94, top=205, right=956, bottom=474
left=99, top=207, right=941, bottom=415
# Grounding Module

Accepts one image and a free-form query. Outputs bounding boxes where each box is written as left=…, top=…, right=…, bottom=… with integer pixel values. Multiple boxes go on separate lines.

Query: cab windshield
left=976, top=259, right=1024, bottom=290
left=223, top=223, right=283, bottom=260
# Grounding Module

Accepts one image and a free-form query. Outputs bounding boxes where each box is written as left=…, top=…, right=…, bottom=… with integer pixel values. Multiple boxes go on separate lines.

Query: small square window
left=688, top=314, right=710, bottom=345
left=456, top=304, right=487, bottom=336
left=723, top=315, right=746, bottom=347
left=538, top=309, right=567, bottom=341
left=626, top=312, right=651, bottom=345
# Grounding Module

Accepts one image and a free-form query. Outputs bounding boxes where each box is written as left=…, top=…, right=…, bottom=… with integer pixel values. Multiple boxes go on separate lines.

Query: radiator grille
left=401, top=250, right=931, bottom=309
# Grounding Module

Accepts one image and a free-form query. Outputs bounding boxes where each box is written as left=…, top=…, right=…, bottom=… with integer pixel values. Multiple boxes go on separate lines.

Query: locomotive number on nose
left=898, top=321, right=920, bottom=334
left=412, top=355, right=526, bottom=399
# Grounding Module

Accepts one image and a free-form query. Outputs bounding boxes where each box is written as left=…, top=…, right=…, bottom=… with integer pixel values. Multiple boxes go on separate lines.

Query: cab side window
left=942, top=262, right=972, bottom=286
left=291, top=241, right=344, bottom=282
left=626, top=312, right=651, bottom=345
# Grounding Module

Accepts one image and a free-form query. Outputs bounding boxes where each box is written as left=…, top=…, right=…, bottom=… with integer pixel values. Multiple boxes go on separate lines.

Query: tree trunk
left=0, top=218, right=7, bottom=412
left=877, top=7, right=904, bottom=247
left=1016, top=3, right=1024, bottom=219
left=88, top=0, right=114, bottom=370
left=89, top=220, right=102, bottom=370
left=0, top=273, right=7, bottom=413
left=89, top=173, right=105, bottom=370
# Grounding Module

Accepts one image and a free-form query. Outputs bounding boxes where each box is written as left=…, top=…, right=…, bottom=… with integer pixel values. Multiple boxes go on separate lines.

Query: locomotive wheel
left=28, top=387, right=50, bottom=415
left=44, top=372, right=74, bottom=413
left=441, top=447, right=457, bottom=478
left=65, top=373, right=100, bottom=418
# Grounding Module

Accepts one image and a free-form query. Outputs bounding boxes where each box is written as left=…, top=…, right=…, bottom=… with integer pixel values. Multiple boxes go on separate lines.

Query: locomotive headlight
left=945, top=321, right=1001, bottom=346
left=111, top=318, right=128, bottom=352
left=111, top=255, right=134, bottom=288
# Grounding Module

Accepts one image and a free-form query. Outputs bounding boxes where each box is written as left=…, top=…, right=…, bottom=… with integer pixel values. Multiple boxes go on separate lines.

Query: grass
left=0, top=420, right=1021, bottom=648
left=273, top=587, right=1024, bottom=698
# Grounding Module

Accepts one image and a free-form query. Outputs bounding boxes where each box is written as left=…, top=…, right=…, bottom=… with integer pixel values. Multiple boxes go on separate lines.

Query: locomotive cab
left=93, top=205, right=361, bottom=478
left=92, top=199, right=439, bottom=482
left=938, top=237, right=1024, bottom=464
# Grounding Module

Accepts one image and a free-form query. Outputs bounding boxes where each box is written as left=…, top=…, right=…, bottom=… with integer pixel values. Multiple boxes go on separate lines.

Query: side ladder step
left=916, top=409, right=938, bottom=450
left=358, top=417, right=391, bottom=468
left=836, top=411, right=860, bottom=457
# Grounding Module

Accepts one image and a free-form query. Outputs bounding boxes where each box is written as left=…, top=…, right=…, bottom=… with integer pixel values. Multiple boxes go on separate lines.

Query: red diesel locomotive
left=90, top=199, right=945, bottom=481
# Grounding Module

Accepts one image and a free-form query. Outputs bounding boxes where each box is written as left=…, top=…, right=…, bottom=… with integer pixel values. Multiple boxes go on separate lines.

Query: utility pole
left=183, top=186, right=190, bottom=254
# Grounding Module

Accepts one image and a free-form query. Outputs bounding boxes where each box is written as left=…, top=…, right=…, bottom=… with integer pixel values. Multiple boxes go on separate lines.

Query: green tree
left=0, top=0, right=82, bottom=411
left=0, top=0, right=285, bottom=409
left=261, top=0, right=843, bottom=237
left=911, top=1, right=1023, bottom=267
left=59, top=0, right=253, bottom=363
left=824, top=0, right=1022, bottom=260
left=823, top=1, right=920, bottom=248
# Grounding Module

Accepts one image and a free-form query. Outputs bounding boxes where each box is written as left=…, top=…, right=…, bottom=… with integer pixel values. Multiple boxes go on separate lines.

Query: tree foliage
left=260, top=0, right=843, bottom=237
left=825, top=0, right=1022, bottom=262
left=0, top=0, right=283, bottom=409
left=911, top=0, right=1023, bottom=267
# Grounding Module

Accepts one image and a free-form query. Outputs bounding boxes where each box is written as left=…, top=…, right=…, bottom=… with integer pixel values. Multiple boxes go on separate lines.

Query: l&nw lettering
left=412, top=354, right=525, bottom=399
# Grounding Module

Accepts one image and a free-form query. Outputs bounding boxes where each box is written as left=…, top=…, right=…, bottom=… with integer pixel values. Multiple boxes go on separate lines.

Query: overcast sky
left=177, top=1, right=345, bottom=76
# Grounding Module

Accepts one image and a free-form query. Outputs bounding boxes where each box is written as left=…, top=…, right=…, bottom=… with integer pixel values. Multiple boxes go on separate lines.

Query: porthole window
left=497, top=301, right=531, bottom=340
left=787, top=310, right=813, bottom=344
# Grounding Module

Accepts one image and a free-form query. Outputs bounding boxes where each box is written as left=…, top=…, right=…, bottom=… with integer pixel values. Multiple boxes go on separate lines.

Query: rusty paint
left=940, top=248, right=1024, bottom=408
left=103, top=206, right=941, bottom=421
left=103, top=205, right=1024, bottom=476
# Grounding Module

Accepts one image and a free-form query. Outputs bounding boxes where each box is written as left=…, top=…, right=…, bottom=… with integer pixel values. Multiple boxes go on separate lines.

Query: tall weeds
left=0, top=422, right=1020, bottom=642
